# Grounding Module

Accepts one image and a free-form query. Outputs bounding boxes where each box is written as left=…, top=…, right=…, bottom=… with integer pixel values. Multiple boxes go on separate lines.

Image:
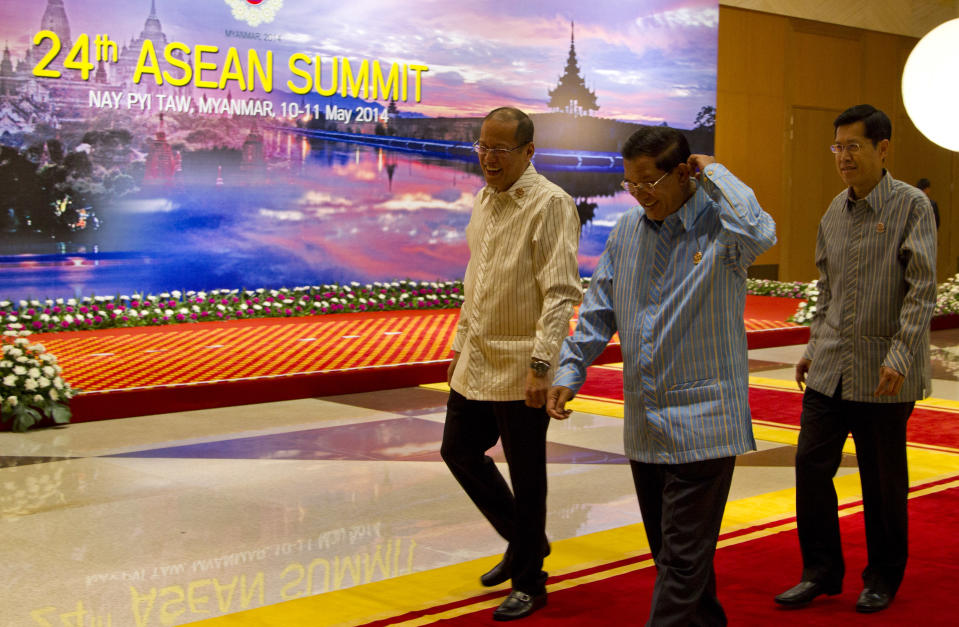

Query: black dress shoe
left=856, top=588, right=892, bottom=613
left=481, top=556, right=512, bottom=587
left=492, top=590, right=547, bottom=621
left=480, top=540, right=552, bottom=587
left=774, top=580, right=842, bottom=606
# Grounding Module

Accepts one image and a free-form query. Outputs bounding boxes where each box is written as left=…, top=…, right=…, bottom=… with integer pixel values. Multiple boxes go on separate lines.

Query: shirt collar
left=640, top=181, right=704, bottom=232
left=845, top=169, right=892, bottom=212
left=481, top=163, right=538, bottom=203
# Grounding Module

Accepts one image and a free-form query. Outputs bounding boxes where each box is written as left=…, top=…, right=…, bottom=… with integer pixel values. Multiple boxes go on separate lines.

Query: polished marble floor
left=3, top=335, right=959, bottom=627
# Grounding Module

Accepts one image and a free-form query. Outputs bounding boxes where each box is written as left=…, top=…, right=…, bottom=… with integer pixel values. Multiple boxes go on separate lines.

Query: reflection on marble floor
left=3, top=335, right=959, bottom=627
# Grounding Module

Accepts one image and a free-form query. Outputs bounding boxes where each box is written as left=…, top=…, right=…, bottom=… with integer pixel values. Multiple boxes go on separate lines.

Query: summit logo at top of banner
left=224, top=0, right=284, bottom=27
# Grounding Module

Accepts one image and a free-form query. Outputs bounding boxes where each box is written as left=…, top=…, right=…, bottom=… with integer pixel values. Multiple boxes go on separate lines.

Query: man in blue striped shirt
left=775, top=105, right=937, bottom=614
left=547, top=126, right=776, bottom=625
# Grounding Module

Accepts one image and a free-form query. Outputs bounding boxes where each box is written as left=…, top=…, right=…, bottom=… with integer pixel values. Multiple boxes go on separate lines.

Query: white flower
left=15, top=356, right=27, bottom=363
left=171, top=290, right=182, bottom=298
left=49, top=389, right=59, bottom=401
left=33, top=394, right=43, bottom=403
left=42, top=366, right=55, bottom=377
left=53, top=378, right=64, bottom=390
left=7, top=395, right=17, bottom=407
left=13, top=366, right=26, bottom=376
left=37, top=377, right=51, bottom=388
left=24, top=378, right=38, bottom=391
left=3, top=374, right=17, bottom=386
left=27, top=367, right=40, bottom=378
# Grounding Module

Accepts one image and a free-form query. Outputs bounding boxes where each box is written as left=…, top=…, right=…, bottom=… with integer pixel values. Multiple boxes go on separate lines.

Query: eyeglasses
left=472, top=141, right=528, bottom=157
left=829, top=143, right=863, bottom=154
left=621, top=169, right=672, bottom=196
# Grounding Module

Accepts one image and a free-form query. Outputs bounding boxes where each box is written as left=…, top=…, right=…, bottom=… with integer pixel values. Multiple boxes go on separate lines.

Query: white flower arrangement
left=1, top=325, right=75, bottom=432
left=748, top=274, right=959, bottom=326
left=935, top=274, right=959, bottom=316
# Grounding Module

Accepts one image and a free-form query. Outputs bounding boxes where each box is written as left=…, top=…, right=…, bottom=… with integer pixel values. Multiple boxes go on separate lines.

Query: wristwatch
left=530, top=358, right=550, bottom=377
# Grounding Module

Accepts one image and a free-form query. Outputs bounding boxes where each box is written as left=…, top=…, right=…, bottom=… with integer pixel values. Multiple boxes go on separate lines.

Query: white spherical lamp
left=902, top=18, right=959, bottom=152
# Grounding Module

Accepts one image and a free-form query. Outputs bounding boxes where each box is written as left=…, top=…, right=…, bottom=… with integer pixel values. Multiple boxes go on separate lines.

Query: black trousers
left=795, top=384, right=913, bottom=596
left=440, top=389, right=550, bottom=593
left=630, top=456, right=736, bottom=627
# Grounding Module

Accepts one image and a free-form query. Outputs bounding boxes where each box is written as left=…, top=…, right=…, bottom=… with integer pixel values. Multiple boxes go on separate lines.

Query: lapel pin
left=693, top=251, right=703, bottom=264
left=876, top=222, right=885, bottom=233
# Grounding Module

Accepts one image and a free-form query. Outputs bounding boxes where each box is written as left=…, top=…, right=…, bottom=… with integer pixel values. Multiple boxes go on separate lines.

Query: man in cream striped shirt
left=775, top=105, right=937, bottom=614
left=440, top=107, right=582, bottom=621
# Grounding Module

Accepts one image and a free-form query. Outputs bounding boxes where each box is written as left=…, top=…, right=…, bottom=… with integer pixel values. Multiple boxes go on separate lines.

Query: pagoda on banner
left=548, top=22, right=599, bottom=117
left=240, top=124, right=266, bottom=178
left=40, top=0, right=73, bottom=55
left=115, top=1, right=185, bottom=95
left=144, top=113, right=177, bottom=183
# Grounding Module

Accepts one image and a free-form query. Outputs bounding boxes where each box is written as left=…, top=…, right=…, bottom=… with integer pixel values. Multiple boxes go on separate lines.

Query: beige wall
left=717, top=5, right=959, bottom=282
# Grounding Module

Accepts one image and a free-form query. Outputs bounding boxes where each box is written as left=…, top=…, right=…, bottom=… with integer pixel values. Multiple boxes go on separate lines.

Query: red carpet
left=23, top=296, right=809, bottom=424
left=360, top=478, right=959, bottom=626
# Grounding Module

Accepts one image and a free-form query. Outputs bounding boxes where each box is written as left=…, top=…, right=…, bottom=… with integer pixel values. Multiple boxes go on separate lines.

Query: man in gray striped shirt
left=775, top=105, right=937, bottom=614
left=440, top=107, right=582, bottom=621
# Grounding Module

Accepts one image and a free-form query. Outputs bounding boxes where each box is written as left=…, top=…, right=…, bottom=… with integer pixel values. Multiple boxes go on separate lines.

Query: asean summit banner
left=0, top=0, right=718, bottom=304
